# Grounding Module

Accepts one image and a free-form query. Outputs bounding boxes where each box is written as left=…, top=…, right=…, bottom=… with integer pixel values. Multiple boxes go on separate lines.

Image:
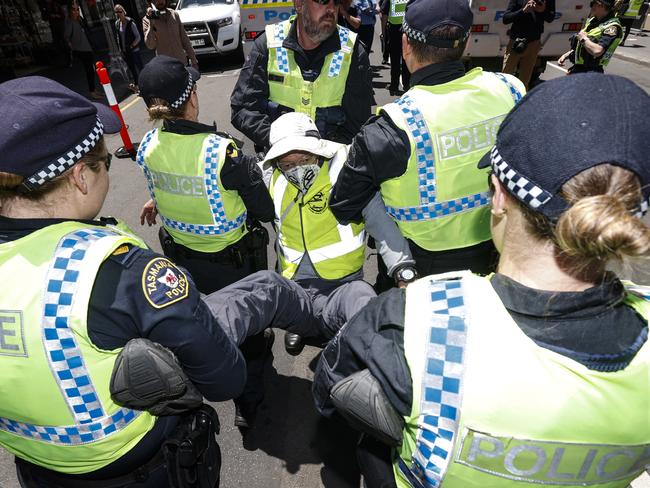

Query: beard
left=302, top=9, right=336, bottom=43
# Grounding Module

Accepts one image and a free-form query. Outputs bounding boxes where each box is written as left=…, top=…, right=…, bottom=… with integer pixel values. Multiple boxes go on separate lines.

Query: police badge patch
left=603, top=25, right=619, bottom=36
left=142, top=258, right=189, bottom=308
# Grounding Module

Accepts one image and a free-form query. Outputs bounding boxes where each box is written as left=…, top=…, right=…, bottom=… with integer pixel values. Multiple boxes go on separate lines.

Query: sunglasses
left=311, top=0, right=342, bottom=6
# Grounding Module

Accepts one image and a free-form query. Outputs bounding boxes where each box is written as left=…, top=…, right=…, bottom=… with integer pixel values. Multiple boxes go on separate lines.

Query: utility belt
left=159, top=223, right=269, bottom=271
left=16, top=405, right=221, bottom=488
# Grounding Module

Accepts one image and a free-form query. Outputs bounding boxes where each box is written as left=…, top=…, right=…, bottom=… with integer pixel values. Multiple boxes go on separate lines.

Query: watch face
left=401, top=269, right=415, bottom=281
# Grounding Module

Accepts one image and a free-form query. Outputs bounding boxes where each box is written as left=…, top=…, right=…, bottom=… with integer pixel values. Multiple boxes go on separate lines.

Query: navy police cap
left=138, top=55, right=201, bottom=109
left=0, top=76, right=121, bottom=191
left=402, top=0, right=473, bottom=48
left=478, top=74, right=650, bottom=219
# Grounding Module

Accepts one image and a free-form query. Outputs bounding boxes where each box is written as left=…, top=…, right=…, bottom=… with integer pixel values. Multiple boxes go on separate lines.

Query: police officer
left=0, top=76, right=246, bottom=487
left=329, top=0, right=525, bottom=292
left=260, top=112, right=379, bottom=354
left=135, top=55, right=275, bottom=429
left=230, top=0, right=373, bottom=152
left=558, top=0, right=623, bottom=73
left=382, top=0, right=410, bottom=94
left=620, top=0, right=644, bottom=45
left=314, top=74, right=650, bottom=488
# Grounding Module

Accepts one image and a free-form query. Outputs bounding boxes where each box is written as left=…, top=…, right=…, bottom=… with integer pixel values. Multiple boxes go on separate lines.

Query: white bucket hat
left=261, top=112, right=342, bottom=169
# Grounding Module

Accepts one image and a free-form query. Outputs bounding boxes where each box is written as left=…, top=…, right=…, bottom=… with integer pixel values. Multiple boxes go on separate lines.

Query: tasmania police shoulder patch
left=603, top=24, right=619, bottom=36
left=141, top=258, right=189, bottom=308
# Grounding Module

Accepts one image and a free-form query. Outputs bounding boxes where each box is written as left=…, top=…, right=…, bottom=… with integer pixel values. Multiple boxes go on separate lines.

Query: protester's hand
left=140, top=199, right=158, bottom=226
left=522, top=0, right=536, bottom=12
left=533, top=0, right=546, bottom=12
left=146, top=6, right=154, bottom=18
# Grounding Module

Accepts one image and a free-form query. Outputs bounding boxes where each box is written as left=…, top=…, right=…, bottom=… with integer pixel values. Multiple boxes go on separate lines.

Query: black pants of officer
left=375, top=239, right=498, bottom=293
left=388, top=23, right=410, bottom=93
left=356, top=435, right=397, bottom=488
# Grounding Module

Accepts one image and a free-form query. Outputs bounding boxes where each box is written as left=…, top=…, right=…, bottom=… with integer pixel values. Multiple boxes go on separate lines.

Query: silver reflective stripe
left=0, top=228, right=140, bottom=445
left=273, top=23, right=290, bottom=74
left=327, top=27, right=351, bottom=78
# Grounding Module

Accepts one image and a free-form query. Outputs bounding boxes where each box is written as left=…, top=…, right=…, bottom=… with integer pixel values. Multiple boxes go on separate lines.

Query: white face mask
left=284, top=163, right=320, bottom=193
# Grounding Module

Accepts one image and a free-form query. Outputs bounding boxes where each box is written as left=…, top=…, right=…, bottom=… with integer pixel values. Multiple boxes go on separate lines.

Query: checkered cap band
left=136, top=131, right=247, bottom=235
left=24, top=117, right=104, bottom=190
left=490, top=146, right=553, bottom=210
left=402, top=20, right=427, bottom=43
left=405, top=279, right=468, bottom=487
left=170, top=76, right=194, bottom=109
left=0, top=228, right=141, bottom=445
left=634, top=195, right=650, bottom=218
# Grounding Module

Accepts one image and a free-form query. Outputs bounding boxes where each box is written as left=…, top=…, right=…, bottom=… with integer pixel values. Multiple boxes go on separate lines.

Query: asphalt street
left=1, top=27, right=650, bottom=488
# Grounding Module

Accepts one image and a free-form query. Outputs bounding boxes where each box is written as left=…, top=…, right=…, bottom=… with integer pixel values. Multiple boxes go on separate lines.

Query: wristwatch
left=394, top=265, right=418, bottom=285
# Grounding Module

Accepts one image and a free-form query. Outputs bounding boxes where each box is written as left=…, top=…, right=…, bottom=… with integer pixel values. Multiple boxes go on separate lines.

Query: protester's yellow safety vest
left=266, top=19, right=356, bottom=122
left=137, top=129, right=247, bottom=252
left=395, top=271, right=650, bottom=488
left=575, top=16, right=623, bottom=67
left=621, top=0, right=643, bottom=20
left=0, top=221, right=156, bottom=474
left=388, top=0, right=408, bottom=25
left=269, top=146, right=365, bottom=280
left=379, top=69, right=525, bottom=251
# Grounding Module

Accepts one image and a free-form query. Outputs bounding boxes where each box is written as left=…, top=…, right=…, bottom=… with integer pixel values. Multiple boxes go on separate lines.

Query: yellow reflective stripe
left=328, top=151, right=345, bottom=186
left=273, top=175, right=289, bottom=223
left=278, top=240, right=303, bottom=264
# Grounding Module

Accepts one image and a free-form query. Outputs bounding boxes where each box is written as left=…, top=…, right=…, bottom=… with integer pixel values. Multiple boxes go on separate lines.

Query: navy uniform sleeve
left=87, top=245, right=247, bottom=402
left=230, top=34, right=273, bottom=149
left=313, top=288, right=412, bottom=417
left=329, top=112, right=411, bottom=224
left=596, top=23, right=622, bottom=49
left=337, top=39, right=374, bottom=144
left=220, top=147, right=274, bottom=222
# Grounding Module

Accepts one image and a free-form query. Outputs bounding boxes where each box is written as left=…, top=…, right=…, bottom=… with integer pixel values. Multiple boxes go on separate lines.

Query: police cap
left=478, top=74, right=650, bottom=220
left=0, top=76, right=121, bottom=192
left=402, top=0, right=473, bottom=48
left=138, top=55, right=201, bottom=109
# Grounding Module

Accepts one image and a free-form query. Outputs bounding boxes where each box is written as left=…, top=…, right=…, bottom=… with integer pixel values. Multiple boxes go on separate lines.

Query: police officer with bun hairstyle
left=314, top=74, right=650, bottom=488
left=329, top=0, right=525, bottom=293
left=558, top=0, right=623, bottom=73
left=136, top=55, right=275, bottom=429
left=0, top=76, right=247, bottom=487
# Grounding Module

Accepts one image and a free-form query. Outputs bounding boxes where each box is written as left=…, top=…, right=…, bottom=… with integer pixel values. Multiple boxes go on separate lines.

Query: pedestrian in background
left=383, top=0, right=410, bottom=94
left=142, top=0, right=198, bottom=69
left=379, top=0, right=390, bottom=63
left=64, top=2, right=102, bottom=99
left=502, top=0, right=556, bottom=88
left=114, top=4, right=144, bottom=88
left=355, top=0, right=377, bottom=51
left=339, top=0, right=361, bottom=31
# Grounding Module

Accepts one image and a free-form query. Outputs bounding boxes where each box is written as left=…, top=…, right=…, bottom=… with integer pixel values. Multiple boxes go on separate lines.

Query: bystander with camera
left=502, top=0, right=555, bottom=88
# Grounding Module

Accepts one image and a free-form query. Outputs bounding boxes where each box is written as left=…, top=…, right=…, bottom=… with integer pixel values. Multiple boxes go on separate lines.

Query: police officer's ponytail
left=147, top=97, right=187, bottom=122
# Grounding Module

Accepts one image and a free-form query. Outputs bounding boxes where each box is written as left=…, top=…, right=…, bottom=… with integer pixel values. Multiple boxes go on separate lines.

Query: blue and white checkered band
left=402, top=21, right=427, bottom=43
left=137, top=131, right=247, bottom=235
left=171, top=76, right=194, bottom=109
left=0, top=228, right=141, bottom=445
left=489, top=146, right=552, bottom=210
left=634, top=195, right=650, bottom=218
left=400, top=279, right=468, bottom=488
left=327, top=27, right=351, bottom=78
left=24, top=117, right=104, bottom=191
left=274, top=23, right=290, bottom=74
left=494, top=73, right=523, bottom=104
left=385, top=95, right=490, bottom=222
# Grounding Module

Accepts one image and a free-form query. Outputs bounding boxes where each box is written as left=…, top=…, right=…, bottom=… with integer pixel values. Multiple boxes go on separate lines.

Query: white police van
left=239, top=0, right=294, bottom=56
left=466, top=0, right=587, bottom=74
left=176, top=0, right=244, bottom=59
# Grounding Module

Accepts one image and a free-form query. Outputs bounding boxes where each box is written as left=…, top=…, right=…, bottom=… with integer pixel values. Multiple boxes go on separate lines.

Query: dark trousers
left=124, top=49, right=144, bottom=84
left=358, top=24, right=375, bottom=52
left=388, top=23, right=410, bottom=92
left=73, top=50, right=96, bottom=92
left=357, top=435, right=397, bottom=488
left=375, top=239, right=498, bottom=293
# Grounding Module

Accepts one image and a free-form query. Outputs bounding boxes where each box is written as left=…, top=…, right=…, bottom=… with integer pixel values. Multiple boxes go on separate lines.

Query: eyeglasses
left=103, top=153, right=112, bottom=172
left=311, top=0, right=342, bottom=6
left=277, top=154, right=318, bottom=171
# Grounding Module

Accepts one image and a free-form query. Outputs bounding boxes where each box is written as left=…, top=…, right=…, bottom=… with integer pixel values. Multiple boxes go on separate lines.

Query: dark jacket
left=115, top=17, right=139, bottom=53
left=230, top=19, right=373, bottom=150
left=503, top=0, right=556, bottom=41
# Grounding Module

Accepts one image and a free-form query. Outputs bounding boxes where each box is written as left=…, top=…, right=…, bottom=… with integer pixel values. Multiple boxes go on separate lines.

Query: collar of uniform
left=283, top=19, right=343, bottom=60
left=0, top=216, right=107, bottom=242
left=408, top=60, right=466, bottom=88
left=162, top=118, right=217, bottom=135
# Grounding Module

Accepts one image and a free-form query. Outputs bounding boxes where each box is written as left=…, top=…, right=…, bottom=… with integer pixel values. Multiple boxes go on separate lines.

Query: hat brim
left=93, top=102, right=122, bottom=134
left=187, top=66, right=201, bottom=83
left=262, top=137, right=341, bottom=169
left=477, top=149, right=492, bottom=169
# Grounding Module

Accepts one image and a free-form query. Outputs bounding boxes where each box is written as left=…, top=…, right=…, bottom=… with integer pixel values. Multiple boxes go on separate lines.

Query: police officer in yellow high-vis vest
left=135, top=55, right=276, bottom=430
left=0, top=76, right=248, bottom=487
left=230, top=0, right=373, bottom=153
left=558, top=0, right=623, bottom=73
left=314, top=74, right=650, bottom=488
left=330, top=0, right=526, bottom=293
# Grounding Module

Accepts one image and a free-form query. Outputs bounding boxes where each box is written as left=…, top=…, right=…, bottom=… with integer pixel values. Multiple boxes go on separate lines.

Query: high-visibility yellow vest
left=266, top=19, right=356, bottom=122
left=0, top=221, right=156, bottom=474
left=269, top=145, right=365, bottom=280
left=388, top=0, right=408, bottom=25
left=137, top=129, right=247, bottom=252
left=395, top=271, right=650, bottom=488
left=379, top=69, right=525, bottom=251
left=621, top=0, right=643, bottom=20
left=575, top=16, right=623, bottom=67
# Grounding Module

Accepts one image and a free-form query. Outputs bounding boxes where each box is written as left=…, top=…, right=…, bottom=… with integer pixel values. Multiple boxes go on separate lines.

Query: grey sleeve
left=130, top=21, right=142, bottom=45
left=361, top=192, right=414, bottom=277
